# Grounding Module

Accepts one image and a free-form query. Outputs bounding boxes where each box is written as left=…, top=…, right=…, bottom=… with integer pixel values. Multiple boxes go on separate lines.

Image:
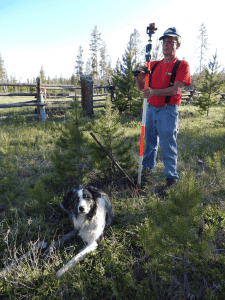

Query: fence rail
left=0, top=93, right=37, bottom=97
left=0, top=76, right=116, bottom=120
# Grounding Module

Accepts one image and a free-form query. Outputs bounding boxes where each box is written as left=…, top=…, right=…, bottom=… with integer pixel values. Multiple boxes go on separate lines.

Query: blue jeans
left=143, top=104, right=179, bottom=180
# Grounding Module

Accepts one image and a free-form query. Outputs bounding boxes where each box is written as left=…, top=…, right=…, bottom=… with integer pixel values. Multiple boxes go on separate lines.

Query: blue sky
left=0, top=0, right=224, bottom=82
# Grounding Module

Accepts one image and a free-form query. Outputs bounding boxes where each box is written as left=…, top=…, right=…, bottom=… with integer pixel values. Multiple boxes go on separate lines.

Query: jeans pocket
left=168, top=105, right=179, bottom=118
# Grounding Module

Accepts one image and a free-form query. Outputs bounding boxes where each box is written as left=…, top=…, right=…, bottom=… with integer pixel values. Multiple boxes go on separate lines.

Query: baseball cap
left=159, top=27, right=181, bottom=40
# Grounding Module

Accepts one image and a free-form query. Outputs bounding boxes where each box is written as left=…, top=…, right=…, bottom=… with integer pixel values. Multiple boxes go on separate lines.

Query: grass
left=0, top=95, right=225, bottom=299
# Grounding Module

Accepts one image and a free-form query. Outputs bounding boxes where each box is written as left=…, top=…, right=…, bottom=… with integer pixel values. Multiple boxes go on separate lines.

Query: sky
left=0, top=0, right=224, bottom=82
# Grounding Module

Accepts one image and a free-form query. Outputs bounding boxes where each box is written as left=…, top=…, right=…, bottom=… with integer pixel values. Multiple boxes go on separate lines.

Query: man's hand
left=143, top=87, right=154, bottom=98
left=135, top=67, right=145, bottom=90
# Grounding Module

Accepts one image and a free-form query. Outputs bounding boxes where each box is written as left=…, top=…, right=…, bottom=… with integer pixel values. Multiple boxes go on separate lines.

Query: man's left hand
left=143, top=87, right=154, bottom=98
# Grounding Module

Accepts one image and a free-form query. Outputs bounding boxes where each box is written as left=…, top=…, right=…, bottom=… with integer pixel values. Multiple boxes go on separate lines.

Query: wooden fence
left=181, top=89, right=225, bottom=106
left=0, top=77, right=116, bottom=120
left=2, top=78, right=223, bottom=120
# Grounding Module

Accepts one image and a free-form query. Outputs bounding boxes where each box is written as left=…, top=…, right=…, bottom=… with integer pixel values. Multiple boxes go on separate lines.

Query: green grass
left=0, top=96, right=225, bottom=299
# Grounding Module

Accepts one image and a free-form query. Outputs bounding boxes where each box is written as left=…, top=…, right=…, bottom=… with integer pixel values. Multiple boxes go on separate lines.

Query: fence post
left=36, top=77, right=40, bottom=115
left=39, top=91, right=47, bottom=121
left=80, top=75, right=94, bottom=117
left=36, top=77, right=46, bottom=121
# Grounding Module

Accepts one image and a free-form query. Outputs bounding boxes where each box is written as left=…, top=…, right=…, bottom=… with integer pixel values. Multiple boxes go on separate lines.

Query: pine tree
left=59, top=73, right=63, bottom=84
left=85, top=58, right=92, bottom=75
left=11, top=75, right=17, bottom=93
left=189, top=69, right=205, bottom=91
left=138, top=166, right=218, bottom=297
left=104, top=59, right=113, bottom=83
left=0, top=53, right=8, bottom=82
left=99, top=41, right=108, bottom=83
left=71, top=74, right=76, bottom=85
left=129, top=29, right=142, bottom=65
left=86, top=96, right=136, bottom=178
left=50, top=97, right=91, bottom=185
left=112, top=36, right=142, bottom=115
left=126, top=30, right=141, bottom=67
left=192, top=49, right=225, bottom=117
left=39, top=65, right=46, bottom=84
left=75, top=45, right=84, bottom=78
left=19, top=77, right=26, bottom=93
left=139, top=37, right=163, bottom=66
left=115, top=58, right=121, bottom=73
left=0, top=53, right=8, bottom=92
left=152, top=38, right=164, bottom=62
left=89, top=25, right=102, bottom=84
left=195, top=23, right=210, bottom=75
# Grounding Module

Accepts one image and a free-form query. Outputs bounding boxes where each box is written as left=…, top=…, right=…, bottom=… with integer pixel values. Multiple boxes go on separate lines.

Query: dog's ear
left=87, top=186, right=101, bottom=200
left=62, top=190, right=74, bottom=210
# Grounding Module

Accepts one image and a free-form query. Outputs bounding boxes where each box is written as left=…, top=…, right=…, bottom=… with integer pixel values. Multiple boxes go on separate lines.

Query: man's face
left=162, top=36, right=179, bottom=56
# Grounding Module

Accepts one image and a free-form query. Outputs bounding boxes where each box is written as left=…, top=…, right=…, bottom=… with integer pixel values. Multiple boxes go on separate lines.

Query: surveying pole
left=137, top=23, right=157, bottom=187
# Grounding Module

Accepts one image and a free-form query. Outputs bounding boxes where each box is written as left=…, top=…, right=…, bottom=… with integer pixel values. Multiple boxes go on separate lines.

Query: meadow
left=0, top=95, right=225, bottom=299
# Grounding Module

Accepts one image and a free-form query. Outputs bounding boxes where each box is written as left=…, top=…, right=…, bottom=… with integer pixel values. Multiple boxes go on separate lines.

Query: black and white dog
left=56, top=185, right=114, bottom=279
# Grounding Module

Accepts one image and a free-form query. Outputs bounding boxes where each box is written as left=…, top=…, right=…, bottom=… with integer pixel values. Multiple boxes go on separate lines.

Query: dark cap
left=159, top=27, right=181, bottom=40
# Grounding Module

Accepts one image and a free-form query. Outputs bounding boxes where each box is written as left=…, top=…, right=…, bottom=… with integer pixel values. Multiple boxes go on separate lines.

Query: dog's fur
left=56, top=185, right=113, bottom=279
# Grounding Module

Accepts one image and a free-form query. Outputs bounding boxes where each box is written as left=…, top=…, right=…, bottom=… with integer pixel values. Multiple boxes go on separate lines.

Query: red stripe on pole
left=145, top=61, right=150, bottom=88
left=139, top=126, right=145, bottom=156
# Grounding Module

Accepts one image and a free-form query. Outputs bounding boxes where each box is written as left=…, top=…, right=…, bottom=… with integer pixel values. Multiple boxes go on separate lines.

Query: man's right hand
left=136, top=67, right=145, bottom=90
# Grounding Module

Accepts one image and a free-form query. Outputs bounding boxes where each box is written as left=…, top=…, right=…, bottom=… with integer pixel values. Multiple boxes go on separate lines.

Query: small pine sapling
left=87, top=96, right=136, bottom=178
left=50, top=96, right=90, bottom=185
left=138, top=166, right=217, bottom=294
left=192, top=50, right=225, bottom=117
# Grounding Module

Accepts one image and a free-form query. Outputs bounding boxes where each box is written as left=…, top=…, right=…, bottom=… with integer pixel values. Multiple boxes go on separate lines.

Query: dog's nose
left=79, top=206, right=84, bottom=212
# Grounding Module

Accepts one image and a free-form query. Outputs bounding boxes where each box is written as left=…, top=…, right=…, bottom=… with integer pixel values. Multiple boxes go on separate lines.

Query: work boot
left=166, top=177, right=177, bottom=188
left=155, top=177, right=178, bottom=196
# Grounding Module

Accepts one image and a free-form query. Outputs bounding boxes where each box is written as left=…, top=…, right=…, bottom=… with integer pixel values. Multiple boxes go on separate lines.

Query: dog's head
left=60, top=186, right=101, bottom=221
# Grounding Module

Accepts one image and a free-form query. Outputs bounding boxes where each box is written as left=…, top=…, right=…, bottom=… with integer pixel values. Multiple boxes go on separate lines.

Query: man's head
left=159, top=27, right=181, bottom=58
left=162, top=36, right=180, bottom=57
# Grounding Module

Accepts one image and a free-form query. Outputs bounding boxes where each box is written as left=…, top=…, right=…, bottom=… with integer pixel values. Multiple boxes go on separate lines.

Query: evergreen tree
left=129, top=29, right=143, bottom=65
left=104, top=59, right=113, bottom=83
left=19, top=77, right=26, bottom=92
left=99, top=41, right=108, bottom=82
left=0, top=53, right=8, bottom=92
left=195, top=22, right=210, bottom=75
left=139, top=37, right=163, bottom=65
left=8, top=75, right=13, bottom=93
left=112, top=38, right=142, bottom=115
left=11, top=75, right=17, bottom=93
left=191, top=67, right=207, bottom=91
left=71, top=74, right=76, bottom=85
left=50, top=97, right=90, bottom=185
left=39, top=65, right=46, bottom=84
left=0, top=53, right=8, bottom=82
left=59, top=73, right=63, bottom=84
left=153, top=37, right=164, bottom=62
left=138, top=167, right=218, bottom=298
left=75, top=45, right=84, bottom=78
left=86, top=96, right=136, bottom=178
left=85, top=58, right=92, bottom=75
left=115, top=58, right=121, bottom=73
left=71, top=73, right=79, bottom=88
left=192, top=49, right=225, bottom=116
left=89, top=25, right=102, bottom=84
left=126, top=30, right=140, bottom=67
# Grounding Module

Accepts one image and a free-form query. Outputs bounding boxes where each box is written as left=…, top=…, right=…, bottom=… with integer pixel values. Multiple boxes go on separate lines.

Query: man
left=136, top=27, right=191, bottom=195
